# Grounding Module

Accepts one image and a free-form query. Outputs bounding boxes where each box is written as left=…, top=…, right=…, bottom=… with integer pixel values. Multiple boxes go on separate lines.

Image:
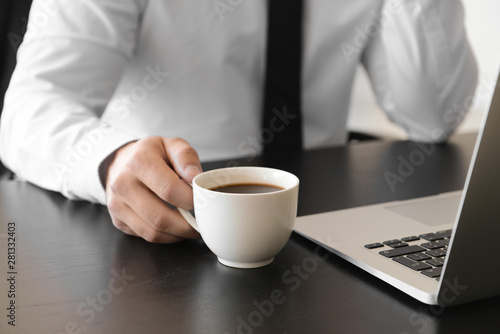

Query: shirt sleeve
left=361, top=0, right=478, bottom=142
left=0, top=0, right=147, bottom=204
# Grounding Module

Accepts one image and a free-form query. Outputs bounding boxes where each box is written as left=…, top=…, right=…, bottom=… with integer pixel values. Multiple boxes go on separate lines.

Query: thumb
left=183, top=164, right=203, bottom=182
left=163, top=137, right=203, bottom=182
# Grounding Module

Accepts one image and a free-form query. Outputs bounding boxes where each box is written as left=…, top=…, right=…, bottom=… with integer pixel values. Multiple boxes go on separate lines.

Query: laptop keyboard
left=364, top=229, right=452, bottom=280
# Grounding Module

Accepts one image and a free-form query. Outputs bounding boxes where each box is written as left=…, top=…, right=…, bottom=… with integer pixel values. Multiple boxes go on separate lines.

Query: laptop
left=294, top=72, right=500, bottom=306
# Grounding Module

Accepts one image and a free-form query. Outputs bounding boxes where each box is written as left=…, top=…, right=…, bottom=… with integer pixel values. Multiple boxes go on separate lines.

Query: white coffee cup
left=178, top=166, right=299, bottom=268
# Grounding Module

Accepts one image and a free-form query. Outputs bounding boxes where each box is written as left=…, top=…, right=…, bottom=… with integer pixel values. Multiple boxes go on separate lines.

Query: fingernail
left=184, top=164, right=202, bottom=177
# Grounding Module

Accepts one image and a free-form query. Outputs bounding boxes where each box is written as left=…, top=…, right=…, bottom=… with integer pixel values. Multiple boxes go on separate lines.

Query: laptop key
left=393, top=256, right=432, bottom=271
left=425, top=258, right=445, bottom=267
left=421, top=267, right=442, bottom=278
left=436, top=229, right=452, bottom=238
left=388, top=242, right=409, bottom=248
left=425, top=249, right=447, bottom=257
left=401, top=236, right=420, bottom=242
left=383, top=239, right=401, bottom=245
left=407, top=252, right=432, bottom=261
left=379, top=245, right=426, bottom=258
left=421, top=241, right=445, bottom=250
left=419, top=233, right=444, bottom=241
left=437, top=238, right=450, bottom=246
left=364, top=243, right=384, bottom=249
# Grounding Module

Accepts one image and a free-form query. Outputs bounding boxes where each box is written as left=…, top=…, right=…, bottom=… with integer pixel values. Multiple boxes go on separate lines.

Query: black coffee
left=210, top=183, right=284, bottom=194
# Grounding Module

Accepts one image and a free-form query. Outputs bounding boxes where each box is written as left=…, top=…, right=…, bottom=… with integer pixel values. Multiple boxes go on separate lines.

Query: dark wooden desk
left=1, top=133, right=498, bottom=334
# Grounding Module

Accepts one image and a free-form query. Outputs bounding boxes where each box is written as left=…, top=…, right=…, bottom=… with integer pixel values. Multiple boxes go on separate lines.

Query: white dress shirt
left=0, top=0, right=477, bottom=205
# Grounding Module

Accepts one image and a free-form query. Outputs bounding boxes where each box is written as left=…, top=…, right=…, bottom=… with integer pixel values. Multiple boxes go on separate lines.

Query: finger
left=110, top=217, right=139, bottom=237
left=125, top=180, right=200, bottom=239
left=107, top=194, right=140, bottom=237
left=109, top=195, right=188, bottom=243
left=163, top=137, right=202, bottom=183
left=129, top=143, right=196, bottom=210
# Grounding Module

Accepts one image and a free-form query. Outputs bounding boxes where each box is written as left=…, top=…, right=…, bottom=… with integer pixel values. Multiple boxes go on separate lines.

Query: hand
left=101, top=136, right=202, bottom=243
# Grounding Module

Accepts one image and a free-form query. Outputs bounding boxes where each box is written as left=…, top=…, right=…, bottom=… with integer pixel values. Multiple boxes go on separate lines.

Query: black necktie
left=262, top=0, right=304, bottom=154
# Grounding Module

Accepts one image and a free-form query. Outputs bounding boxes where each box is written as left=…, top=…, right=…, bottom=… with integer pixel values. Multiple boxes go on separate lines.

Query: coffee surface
left=209, top=183, right=284, bottom=194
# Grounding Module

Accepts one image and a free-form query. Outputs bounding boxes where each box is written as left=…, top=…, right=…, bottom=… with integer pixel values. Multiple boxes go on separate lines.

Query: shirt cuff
left=63, top=125, right=137, bottom=205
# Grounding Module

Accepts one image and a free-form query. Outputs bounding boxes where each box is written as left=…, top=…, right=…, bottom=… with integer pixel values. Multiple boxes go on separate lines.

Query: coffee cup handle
left=177, top=208, right=200, bottom=233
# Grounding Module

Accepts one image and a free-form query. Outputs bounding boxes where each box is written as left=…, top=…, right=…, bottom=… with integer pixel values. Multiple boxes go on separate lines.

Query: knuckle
left=106, top=191, right=124, bottom=213
left=142, top=229, right=162, bottom=243
left=151, top=213, right=167, bottom=230
left=110, top=217, right=126, bottom=231
left=177, top=145, right=197, bottom=158
left=169, top=137, right=187, bottom=146
left=142, top=136, right=162, bottom=146
left=169, top=137, right=197, bottom=155
left=106, top=200, right=127, bottom=230
left=125, top=149, right=146, bottom=171
left=106, top=196, right=119, bottom=213
left=108, top=174, right=128, bottom=195
left=158, top=182, right=176, bottom=203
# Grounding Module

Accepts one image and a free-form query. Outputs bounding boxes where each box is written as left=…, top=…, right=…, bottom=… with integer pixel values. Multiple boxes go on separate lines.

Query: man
left=0, top=0, right=477, bottom=243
